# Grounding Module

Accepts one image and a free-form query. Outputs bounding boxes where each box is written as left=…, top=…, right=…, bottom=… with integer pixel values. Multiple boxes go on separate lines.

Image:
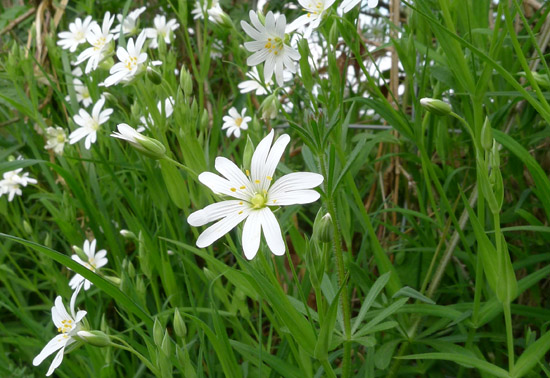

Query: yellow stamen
left=230, top=187, right=237, bottom=192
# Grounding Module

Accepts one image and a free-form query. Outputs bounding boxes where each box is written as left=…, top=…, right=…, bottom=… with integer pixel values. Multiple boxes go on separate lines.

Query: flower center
left=265, top=37, right=284, bottom=56
left=56, top=134, right=66, bottom=143
left=57, top=319, right=74, bottom=335
left=124, top=56, right=138, bottom=71
left=250, top=193, right=267, bottom=209
left=90, top=120, right=100, bottom=131
left=235, top=117, right=243, bottom=127
left=75, top=31, right=85, bottom=41
left=93, top=37, right=106, bottom=50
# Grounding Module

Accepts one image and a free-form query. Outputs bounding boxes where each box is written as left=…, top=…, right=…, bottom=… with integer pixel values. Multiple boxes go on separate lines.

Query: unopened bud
left=314, top=213, right=333, bottom=243
left=260, top=93, right=279, bottom=120
left=243, top=136, right=254, bottom=171
left=153, top=318, right=163, bottom=347
left=329, top=22, right=339, bottom=47
left=135, top=136, right=167, bottom=160
left=481, top=117, right=493, bottom=151
left=146, top=67, right=162, bottom=85
left=104, top=275, right=121, bottom=285
left=180, top=68, right=193, bottom=98
left=77, top=330, right=111, bottom=347
left=174, top=308, right=187, bottom=339
left=23, top=220, right=32, bottom=235
left=519, top=71, right=550, bottom=88
left=120, top=229, right=137, bottom=240
left=161, top=330, right=172, bottom=356
left=420, top=98, right=452, bottom=116
left=73, top=245, right=88, bottom=261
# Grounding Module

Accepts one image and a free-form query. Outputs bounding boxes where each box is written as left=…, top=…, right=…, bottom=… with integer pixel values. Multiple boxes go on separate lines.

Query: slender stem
left=318, top=152, right=352, bottom=377
left=109, top=337, right=159, bottom=376
left=503, top=303, right=515, bottom=371
left=162, top=156, right=198, bottom=178
left=321, top=358, right=337, bottom=378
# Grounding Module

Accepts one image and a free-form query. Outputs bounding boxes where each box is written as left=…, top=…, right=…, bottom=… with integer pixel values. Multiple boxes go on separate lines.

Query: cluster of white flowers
left=0, top=166, right=37, bottom=202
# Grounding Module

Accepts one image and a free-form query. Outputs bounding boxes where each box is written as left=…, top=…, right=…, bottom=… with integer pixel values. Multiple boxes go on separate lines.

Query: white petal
left=198, top=172, right=250, bottom=200
left=33, top=335, right=67, bottom=366
left=188, top=200, right=246, bottom=227
left=268, top=172, right=324, bottom=195
left=260, top=133, right=290, bottom=191
left=250, top=130, right=274, bottom=187
left=269, top=189, right=321, bottom=206
left=215, top=157, right=254, bottom=196
left=259, top=208, right=285, bottom=255
left=46, top=346, right=66, bottom=376
left=242, top=210, right=262, bottom=259
left=196, top=209, right=251, bottom=248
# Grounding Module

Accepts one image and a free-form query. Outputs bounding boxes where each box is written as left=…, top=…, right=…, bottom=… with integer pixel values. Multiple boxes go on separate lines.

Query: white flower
left=222, top=107, right=251, bottom=138
left=103, top=31, right=148, bottom=87
left=287, top=0, right=336, bottom=37
left=72, top=66, right=83, bottom=77
left=112, top=7, right=146, bottom=39
left=65, top=78, right=92, bottom=107
left=57, top=16, right=96, bottom=52
left=32, top=283, right=87, bottom=376
left=340, top=0, right=379, bottom=14
left=75, top=12, right=115, bottom=74
left=241, top=11, right=300, bottom=87
left=45, top=127, right=67, bottom=155
left=111, top=123, right=167, bottom=159
left=111, top=123, right=147, bottom=146
left=0, top=168, right=37, bottom=202
left=192, top=0, right=223, bottom=23
left=138, top=97, right=174, bottom=131
left=145, top=15, right=180, bottom=49
left=69, top=97, right=113, bottom=150
left=238, top=67, right=271, bottom=95
left=68, top=239, right=108, bottom=291
left=188, top=130, right=324, bottom=259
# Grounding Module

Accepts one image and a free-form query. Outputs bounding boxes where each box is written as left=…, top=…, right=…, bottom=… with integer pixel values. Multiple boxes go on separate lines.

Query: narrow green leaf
left=398, top=353, right=510, bottom=377
left=512, top=330, right=550, bottom=378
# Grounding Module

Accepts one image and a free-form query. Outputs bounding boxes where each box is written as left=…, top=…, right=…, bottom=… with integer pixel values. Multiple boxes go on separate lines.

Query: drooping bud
left=146, top=67, right=162, bottom=85
left=419, top=98, right=452, bottom=116
left=481, top=117, right=493, bottom=151
left=77, top=330, right=111, bottom=347
left=120, top=229, right=137, bottom=240
left=260, top=93, right=279, bottom=120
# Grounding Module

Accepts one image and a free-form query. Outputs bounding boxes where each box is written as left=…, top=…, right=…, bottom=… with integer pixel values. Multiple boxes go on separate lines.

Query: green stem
left=318, top=152, right=352, bottom=378
left=503, top=303, right=515, bottom=371
left=110, top=337, right=159, bottom=376
left=162, top=156, right=198, bottom=178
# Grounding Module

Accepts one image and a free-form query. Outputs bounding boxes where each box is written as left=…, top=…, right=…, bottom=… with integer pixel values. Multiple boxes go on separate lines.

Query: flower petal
left=188, top=200, right=246, bottom=227
left=33, top=335, right=68, bottom=367
left=259, top=208, right=285, bottom=256
left=46, top=346, right=66, bottom=376
left=242, top=210, right=262, bottom=259
left=196, top=208, right=251, bottom=248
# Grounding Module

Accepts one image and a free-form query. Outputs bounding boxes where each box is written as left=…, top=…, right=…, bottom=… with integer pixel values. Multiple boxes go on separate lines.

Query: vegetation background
left=0, top=0, right=549, bottom=376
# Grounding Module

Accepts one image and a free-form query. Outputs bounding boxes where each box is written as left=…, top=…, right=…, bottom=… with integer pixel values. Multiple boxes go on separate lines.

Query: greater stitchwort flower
left=188, top=130, right=324, bottom=259
left=75, top=12, right=115, bottom=74
left=112, top=7, right=146, bottom=39
left=222, top=107, right=251, bottom=138
left=103, top=31, right=148, bottom=87
left=111, top=123, right=167, bottom=159
left=32, top=283, right=87, bottom=376
left=57, top=16, right=96, bottom=52
left=45, top=127, right=68, bottom=155
left=69, top=239, right=108, bottom=291
left=69, top=97, right=113, bottom=150
left=145, top=15, right=180, bottom=48
left=241, top=11, right=300, bottom=87
left=340, top=0, right=379, bottom=14
left=238, top=67, right=271, bottom=95
left=0, top=167, right=37, bottom=201
left=287, top=0, right=337, bottom=37
left=138, top=97, right=174, bottom=131
left=192, top=0, right=223, bottom=24
left=65, top=78, right=92, bottom=107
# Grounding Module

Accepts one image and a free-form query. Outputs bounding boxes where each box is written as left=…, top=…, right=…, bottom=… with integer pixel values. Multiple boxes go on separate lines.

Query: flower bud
left=243, top=136, right=254, bottom=171
left=153, top=318, right=163, bottom=347
left=519, top=71, right=550, bottom=88
left=208, top=8, right=234, bottom=29
left=146, top=67, right=162, bottom=85
left=73, top=245, right=88, bottom=262
left=77, top=330, right=111, bottom=347
left=120, top=229, right=137, bottom=240
left=260, top=93, right=279, bottom=120
left=329, top=22, right=339, bottom=47
left=481, top=116, right=493, bottom=151
left=314, top=212, right=333, bottom=243
left=180, top=68, right=193, bottom=98
left=298, top=39, right=313, bottom=92
left=161, top=330, right=172, bottom=356
left=173, top=308, right=187, bottom=339
left=23, top=220, right=33, bottom=235
left=135, top=136, right=167, bottom=160
left=104, top=275, right=121, bottom=285
left=420, top=98, right=452, bottom=116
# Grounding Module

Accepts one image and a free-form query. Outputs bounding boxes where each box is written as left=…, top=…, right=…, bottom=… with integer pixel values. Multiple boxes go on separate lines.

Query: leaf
left=314, top=282, right=343, bottom=360
left=230, top=341, right=302, bottom=378
left=352, top=272, right=391, bottom=335
left=354, top=298, right=408, bottom=338
left=398, top=353, right=510, bottom=377
left=0, top=159, right=43, bottom=174
left=392, top=286, right=436, bottom=305
left=512, top=330, right=550, bottom=378
left=0, top=233, right=153, bottom=328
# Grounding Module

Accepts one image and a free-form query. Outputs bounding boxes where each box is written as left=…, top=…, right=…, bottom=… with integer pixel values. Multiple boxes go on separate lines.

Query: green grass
left=1, top=0, right=550, bottom=376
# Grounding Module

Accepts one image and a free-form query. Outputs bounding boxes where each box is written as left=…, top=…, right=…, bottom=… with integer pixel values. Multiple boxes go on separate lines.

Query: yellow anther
left=246, top=169, right=250, bottom=176
left=238, top=210, right=243, bottom=214
left=239, top=201, right=243, bottom=205
left=266, top=176, right=272, bottom=181
left=230, top=187, right=237, bottom=192
left=273, top=199, right=277, bottom=203
left=255, top=179, right=260, bottom=184
left=240, top=186, right=246, bottom=190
